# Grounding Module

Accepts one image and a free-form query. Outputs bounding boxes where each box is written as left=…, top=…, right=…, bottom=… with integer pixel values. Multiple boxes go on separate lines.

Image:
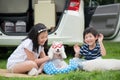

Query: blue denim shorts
left=72, top=57, right=86, bottom=69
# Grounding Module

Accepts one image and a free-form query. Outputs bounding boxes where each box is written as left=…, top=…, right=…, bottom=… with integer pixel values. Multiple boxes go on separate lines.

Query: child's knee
left=27, top=61, right=38, bottom=68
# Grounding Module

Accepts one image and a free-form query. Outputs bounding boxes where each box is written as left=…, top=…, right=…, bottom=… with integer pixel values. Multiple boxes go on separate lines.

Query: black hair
left=25, top=23, right=48, bottom=53
left=83, top=27, right=99, bottom=39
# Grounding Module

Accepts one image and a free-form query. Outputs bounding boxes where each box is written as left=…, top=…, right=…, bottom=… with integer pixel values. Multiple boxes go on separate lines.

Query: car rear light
left=68, top=0, right=80, bottom=11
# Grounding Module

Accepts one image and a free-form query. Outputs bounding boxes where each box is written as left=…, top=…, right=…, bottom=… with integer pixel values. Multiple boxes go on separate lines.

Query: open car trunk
left=0, top=0, right=33, bottom=35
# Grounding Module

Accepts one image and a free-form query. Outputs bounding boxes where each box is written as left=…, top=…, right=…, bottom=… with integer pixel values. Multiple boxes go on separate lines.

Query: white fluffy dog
left=82, top=59, right=120, bottom=71
left=47, top=41, right=68, bottom=68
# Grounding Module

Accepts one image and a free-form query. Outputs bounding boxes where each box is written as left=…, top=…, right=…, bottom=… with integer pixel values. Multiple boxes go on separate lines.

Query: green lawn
left=0, top=41, right=120, bottom=80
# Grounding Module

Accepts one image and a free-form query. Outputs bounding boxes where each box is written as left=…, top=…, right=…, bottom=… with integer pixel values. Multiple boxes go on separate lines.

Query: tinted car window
left=0, top=0, right=28, bottom=13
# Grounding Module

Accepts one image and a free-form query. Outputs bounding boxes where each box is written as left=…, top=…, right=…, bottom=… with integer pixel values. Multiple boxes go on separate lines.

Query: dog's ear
left=61, top=46, right=67, bottom=59
left=47, top=46, right=54, bottom=59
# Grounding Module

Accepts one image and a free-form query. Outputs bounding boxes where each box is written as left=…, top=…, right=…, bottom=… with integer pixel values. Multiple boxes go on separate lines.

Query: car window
left=0, top=0, right=28, bottom=13
left=84, top=0, right=120, bottom=7
left=55, top=0, right=66, bottom=12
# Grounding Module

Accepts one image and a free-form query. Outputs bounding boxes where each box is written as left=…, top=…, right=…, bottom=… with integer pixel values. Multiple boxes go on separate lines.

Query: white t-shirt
left=7, top=38, right=44, bottom=69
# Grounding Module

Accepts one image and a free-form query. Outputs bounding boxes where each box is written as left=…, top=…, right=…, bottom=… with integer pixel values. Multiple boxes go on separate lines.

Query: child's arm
left=75, top=52, right=80, bottom=58
left=34, top=51, right=49, bottom=65
left=73, top=44, right=81, bottom=58
left=24, top=48, right=35, bottom=60
left=98, top=33, right=106, bottom=56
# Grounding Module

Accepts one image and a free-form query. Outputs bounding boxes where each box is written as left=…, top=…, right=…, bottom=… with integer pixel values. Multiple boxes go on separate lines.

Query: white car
left=0, top=0, right=120, bottom=48
left=0, top=0, right=84, bottom=47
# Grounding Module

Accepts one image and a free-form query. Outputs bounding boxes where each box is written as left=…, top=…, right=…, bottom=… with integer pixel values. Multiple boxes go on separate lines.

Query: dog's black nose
left=57, top=49, right=60, bottom=52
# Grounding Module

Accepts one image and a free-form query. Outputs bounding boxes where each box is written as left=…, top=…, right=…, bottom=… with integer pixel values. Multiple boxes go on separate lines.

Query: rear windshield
left=0, top=0, right=28, bottom=13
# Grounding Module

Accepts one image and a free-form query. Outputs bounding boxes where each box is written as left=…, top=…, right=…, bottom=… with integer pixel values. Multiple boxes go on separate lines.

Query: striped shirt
left=80, top=42, right=101, bottom=60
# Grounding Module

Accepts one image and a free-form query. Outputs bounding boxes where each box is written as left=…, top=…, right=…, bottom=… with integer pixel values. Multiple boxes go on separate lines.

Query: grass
left=0, top=41, right=120, bottom=80
left=103, top=41, right=120, bottom=59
